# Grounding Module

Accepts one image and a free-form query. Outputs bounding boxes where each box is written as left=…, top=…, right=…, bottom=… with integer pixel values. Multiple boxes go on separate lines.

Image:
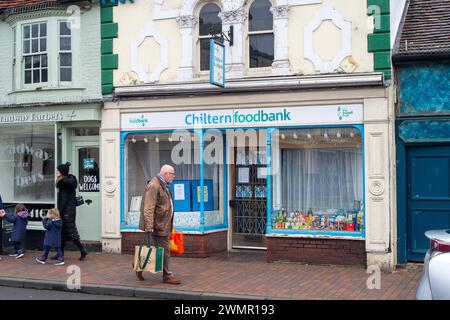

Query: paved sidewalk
left=0, top=251, right=422, bottom=300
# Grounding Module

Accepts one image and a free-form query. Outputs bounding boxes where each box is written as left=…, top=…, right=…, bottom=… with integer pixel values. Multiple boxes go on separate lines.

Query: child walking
left=36, top=208, right=65, bottom=266
left=0, top=204, right=28, bottom=258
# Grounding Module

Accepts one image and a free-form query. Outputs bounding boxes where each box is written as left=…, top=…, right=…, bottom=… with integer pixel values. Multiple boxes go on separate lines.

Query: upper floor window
left=59, top=21, right=72, bottom=82
left=23, top=22, right=48, bottom=84
left=13, top=17, right=76, bottom=90
left=248, top=0, right=274, bottom=68
left=199, top=3, right=222, bottom=72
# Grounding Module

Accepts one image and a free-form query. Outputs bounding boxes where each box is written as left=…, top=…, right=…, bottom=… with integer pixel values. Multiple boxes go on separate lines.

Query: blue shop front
left=395, top=62, right=450, bottom=263
left=120, top=104, right=367, bottom=264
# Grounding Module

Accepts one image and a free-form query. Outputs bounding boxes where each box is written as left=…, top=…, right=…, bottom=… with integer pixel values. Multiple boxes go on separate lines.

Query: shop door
left=231, top=147, right=267, bottom=249
left=406, top=146, right=450, bottom=262
left=72, top=143, right=101, bottom=241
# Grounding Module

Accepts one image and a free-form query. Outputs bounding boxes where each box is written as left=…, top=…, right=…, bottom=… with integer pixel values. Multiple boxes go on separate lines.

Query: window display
left=124, top=132, right=223, bottom=229
left=271, top=127, right=363, bottom=233
left=0, top=124, right=55, bottom=203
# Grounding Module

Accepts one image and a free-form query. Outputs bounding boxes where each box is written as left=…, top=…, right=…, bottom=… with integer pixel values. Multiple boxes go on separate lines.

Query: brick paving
left=0, top=250, right=422, bottom=300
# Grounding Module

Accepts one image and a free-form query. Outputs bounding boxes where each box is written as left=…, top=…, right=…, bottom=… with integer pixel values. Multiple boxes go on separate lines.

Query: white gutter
left=114, top=73, right=384, bottom=97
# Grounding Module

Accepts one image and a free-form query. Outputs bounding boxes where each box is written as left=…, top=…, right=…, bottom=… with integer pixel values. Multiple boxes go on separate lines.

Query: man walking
left=137, top=164, right=180, bottom=285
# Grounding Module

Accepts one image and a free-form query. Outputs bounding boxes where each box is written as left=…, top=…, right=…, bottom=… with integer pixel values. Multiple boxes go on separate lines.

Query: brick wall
left=267, top=237, right=366, bottom=266
left=122, top=231, right=228, bottom=257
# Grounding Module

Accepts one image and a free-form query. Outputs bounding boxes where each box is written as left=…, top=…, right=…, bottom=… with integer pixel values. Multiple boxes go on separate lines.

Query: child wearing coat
left=0, top=203, right=28, bottom=258
left=36, top=208, right=64, bottom=266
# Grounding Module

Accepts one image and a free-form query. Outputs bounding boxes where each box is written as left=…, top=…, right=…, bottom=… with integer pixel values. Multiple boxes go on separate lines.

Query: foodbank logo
left=129, top=114, right=149, bottom=127
left=337, top=106, right=354, bottom=121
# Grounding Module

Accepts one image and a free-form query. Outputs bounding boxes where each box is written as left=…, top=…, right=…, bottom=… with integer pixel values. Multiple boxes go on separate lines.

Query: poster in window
left=78, top=148, right=100, bottom=192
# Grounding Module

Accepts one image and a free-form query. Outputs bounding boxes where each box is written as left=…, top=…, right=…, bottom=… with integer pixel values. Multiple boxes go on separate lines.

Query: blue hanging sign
left=210, top=39, right=225, bottom=88
left=100, top=0, right=135, bottom=5
left=83, top=158, right=95, bottom=170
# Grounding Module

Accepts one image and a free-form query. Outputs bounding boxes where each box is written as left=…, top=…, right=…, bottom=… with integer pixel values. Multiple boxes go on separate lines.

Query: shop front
left=118, top=102, right=370, bottom=265
left=0, top=105, right=102, bottom=251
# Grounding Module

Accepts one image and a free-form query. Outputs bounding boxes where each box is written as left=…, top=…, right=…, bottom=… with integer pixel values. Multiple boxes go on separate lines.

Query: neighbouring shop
left=0, top=105, right=102, bottom=251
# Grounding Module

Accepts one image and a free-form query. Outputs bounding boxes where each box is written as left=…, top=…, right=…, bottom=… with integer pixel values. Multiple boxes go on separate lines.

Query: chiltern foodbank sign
left=121, top=105, right=363, bottom=130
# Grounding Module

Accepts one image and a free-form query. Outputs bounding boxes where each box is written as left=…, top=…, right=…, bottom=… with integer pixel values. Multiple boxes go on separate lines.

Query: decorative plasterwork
left=304, top=4, right=351, bottom=73
left=218, top=9, right=247, bottom=24
left=4, top=10, right=72, bottom=25
left=130, top=23, right=169, bottom=83
left=270, top=5, right=289, bottom=19
left=176, top=15, right=198, bottom=28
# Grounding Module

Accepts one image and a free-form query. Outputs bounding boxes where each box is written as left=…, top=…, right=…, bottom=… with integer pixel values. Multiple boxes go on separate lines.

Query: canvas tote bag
left=133, top=233, right=164, bottom=274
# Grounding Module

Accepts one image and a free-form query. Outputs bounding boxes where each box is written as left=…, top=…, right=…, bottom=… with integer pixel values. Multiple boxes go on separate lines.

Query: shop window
left=199, top=3, right=222, bottom=72
left=248, top=0, right=274, bottom=68
left=0, top=124, right=55, bottom=203
left=124, top=132, right=224, bottom=229
left=271, top=128, right=364, bottom=233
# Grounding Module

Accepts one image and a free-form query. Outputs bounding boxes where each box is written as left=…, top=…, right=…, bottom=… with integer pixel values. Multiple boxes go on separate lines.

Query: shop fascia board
left=114, top=73, right=385, bottom=97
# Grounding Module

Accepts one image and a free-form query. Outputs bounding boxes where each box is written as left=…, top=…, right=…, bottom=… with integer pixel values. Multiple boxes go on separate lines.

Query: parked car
left=416, top=229, right=450, bottom=300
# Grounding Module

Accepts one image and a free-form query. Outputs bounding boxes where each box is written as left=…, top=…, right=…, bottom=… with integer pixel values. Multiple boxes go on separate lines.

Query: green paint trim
left=102, top=84, right=113, bottom=95
left=101, top=23, right=118, bottom=39
left=101, top=6, right=113, bottom=24
left=374, top=51, right=391, bottom=69
left=101, top=4, right=118, bottom=95
left=101, top=39, right=113, bottom=54
left=367, top=0, right=391, bottom=80
left=102, top=70, right=114, bottom=85
left=374, top=14, right=390, bottom=34
left=102, top=54, right=118, bottom=70
left=368, top=33, right=390, bottom=52
left=368, top=0, right=390, bottom=14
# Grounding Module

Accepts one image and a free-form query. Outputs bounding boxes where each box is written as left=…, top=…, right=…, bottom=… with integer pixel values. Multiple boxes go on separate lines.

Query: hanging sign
left=210, top=39, right=225, bottom=88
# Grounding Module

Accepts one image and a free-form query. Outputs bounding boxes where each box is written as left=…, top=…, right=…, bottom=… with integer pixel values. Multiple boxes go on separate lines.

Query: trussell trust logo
left=129, top=114, right=149, bottom=127
left=337, top=106, right=354, bottom=121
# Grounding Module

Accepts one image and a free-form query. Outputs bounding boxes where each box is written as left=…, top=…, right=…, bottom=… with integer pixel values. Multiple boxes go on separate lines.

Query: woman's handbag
left=169, top=227, right=184, bottom=255
left=75, top=186, right=84, bottom=207
left=133, top=233, right=164, bottom=274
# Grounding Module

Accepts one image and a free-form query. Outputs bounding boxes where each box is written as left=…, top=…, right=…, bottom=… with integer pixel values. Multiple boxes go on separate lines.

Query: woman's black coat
left=56, top=174, right=80, bottom=241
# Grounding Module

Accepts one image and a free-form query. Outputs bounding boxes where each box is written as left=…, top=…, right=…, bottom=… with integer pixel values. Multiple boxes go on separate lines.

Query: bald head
left=160, top=165, right=176, bottom=184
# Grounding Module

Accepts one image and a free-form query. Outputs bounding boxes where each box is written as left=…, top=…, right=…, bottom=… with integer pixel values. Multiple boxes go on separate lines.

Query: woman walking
left=56, top=162, right=88, bottom=261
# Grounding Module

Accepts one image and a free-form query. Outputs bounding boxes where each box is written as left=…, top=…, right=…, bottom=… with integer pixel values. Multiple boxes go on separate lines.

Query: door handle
left=85, top=199, right=93, bottom=205
left=407, top=184, right=412, bottom=198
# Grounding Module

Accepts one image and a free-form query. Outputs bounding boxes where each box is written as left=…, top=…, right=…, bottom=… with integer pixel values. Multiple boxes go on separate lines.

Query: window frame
left=58, top=19, right=73, bottom=86
left=196, top=2, right=223, bottom=75
left=21, top=21, right=49, bottom=87
left=247, top=0, right=275, bottom=70
left=12, top=15, right=78, bottom=91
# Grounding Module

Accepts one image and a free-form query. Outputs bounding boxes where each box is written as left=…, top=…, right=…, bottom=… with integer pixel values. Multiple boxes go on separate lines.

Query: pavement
left=0, top=250, right=422, bottom=300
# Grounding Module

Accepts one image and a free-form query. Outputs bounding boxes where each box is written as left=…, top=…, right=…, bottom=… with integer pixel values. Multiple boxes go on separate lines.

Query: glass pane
left=78, top=148, right=100, bottom=193
left=60, top=53, right=72, bottom=67
left=24, top=56, right=32, bottom=69
left=200, top=39, right=210, bottom=71
left=40, top=23, right=47, bottom=37
left=249, top=0, right=273, bottom=31
left=199, top=3, right=222, bottom=36
left=23, top=40, right=30, bottom=54
left=33, top=55, right=40, bottom=68
left=33, top=69, right=40, bottom=83
left=40, top=39, right=47, bottom=52
left=32, top=24, right=39, bottom=38
left=249, top=34, right=274, bottom=68
left=271, top=128, right=363, bottom=233
left=73, top=128, right=100, bottom=136
left=60, top=21, right=71, bottom=36
left=32, top=39, right=39, bottom=53
left=25, top=70, right=31, bottom=84
left=0, top=124, right=55, bottom=203
left=60, top=67, right=72, bottom=82
left=41, top=68, right=48, bottom=82
left=41, top=54, right=47, bottom=68
left=60, top=37, right=71, bottom=51
left=23, top=25, right=30, bottom=39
